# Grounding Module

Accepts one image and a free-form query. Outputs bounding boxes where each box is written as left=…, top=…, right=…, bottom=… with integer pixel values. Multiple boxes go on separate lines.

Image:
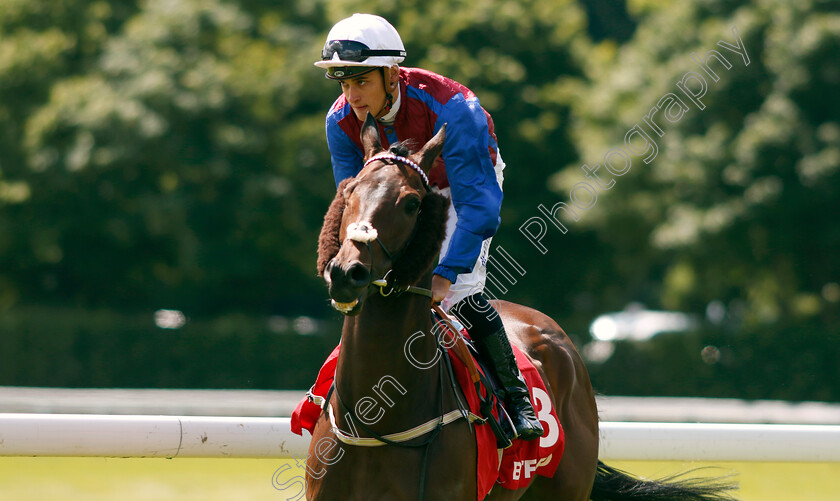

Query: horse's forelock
left=388, top=140, right=417, bottom=158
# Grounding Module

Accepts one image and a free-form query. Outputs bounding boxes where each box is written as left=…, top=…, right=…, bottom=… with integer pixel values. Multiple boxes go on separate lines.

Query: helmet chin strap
left=378, top=67, right=397, bottom=120
left=380, top=92, right=394, bottom=118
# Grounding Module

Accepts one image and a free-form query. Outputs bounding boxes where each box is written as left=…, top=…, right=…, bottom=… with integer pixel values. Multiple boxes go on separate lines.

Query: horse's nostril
left=347, top=263, right=371, bottom=287
left=328, top=260, right=344, bottom=284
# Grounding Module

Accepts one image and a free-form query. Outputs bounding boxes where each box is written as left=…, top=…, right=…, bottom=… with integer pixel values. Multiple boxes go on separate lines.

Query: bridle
left=333, top=152, right=435, bottom=312
left=363, top=152, right=430, bottom=188
left=322, top=153, right=486, bottom=500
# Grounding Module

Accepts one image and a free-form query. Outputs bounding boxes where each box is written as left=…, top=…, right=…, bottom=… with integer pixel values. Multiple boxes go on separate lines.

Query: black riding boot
left=474, top=327, right=544, bottom=441
left=451, top=293, right=544, bottom=441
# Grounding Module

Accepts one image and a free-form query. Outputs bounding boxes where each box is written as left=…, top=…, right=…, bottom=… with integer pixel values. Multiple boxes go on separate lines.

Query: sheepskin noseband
left=346, top=221, right=379, bottom=243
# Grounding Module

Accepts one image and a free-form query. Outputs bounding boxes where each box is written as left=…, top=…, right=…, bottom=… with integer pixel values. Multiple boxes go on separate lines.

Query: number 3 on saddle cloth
left=291, top=318, right=565, bottom=499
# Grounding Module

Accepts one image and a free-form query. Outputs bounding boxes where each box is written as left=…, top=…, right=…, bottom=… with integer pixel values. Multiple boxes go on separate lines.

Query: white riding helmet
left=314, top=13, right=406, bottom=80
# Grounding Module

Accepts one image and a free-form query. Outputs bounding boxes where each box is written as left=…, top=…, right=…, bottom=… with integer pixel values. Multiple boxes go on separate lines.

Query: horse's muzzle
left=325, top=259, right=371, bottom=306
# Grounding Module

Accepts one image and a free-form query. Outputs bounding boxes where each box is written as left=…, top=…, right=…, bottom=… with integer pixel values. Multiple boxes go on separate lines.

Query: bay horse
left=306, top=113, right=736, bottom=501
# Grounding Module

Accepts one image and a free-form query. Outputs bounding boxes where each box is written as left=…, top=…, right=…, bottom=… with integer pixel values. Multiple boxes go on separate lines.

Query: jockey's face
left=339, top=66, right=398, bottom=121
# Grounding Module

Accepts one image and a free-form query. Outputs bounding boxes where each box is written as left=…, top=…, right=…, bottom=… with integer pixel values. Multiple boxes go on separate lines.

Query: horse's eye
left=404, top=198, right=421, bottom=214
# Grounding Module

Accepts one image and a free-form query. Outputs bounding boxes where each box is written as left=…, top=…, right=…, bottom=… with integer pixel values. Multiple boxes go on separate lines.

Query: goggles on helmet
left=321, top=40, right=406, bottom=63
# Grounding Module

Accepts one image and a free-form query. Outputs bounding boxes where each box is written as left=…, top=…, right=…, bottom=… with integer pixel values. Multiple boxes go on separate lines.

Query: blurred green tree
left=7, top=0, right=341, bottom=315
left=0, top=0, right=140, bottom=309
left=553, top=0, right=840, bottom=329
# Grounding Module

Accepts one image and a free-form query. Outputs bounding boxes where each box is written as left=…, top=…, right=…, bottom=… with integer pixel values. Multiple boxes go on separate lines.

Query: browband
left=363, top=153, right=430, bottom=189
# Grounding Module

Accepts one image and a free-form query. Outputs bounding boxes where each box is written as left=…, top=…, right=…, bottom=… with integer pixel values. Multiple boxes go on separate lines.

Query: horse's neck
left=334, top=293, right=442, bottom=428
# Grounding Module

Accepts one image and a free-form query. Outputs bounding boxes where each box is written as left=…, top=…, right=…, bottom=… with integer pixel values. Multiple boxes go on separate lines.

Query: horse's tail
left=590, top=461, right=738, bottom=501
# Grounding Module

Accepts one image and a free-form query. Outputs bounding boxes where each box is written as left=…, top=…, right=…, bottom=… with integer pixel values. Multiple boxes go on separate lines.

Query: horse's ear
left=413, top=123, right=446, bottom=172
left=361, top=112, right=382, bottom=160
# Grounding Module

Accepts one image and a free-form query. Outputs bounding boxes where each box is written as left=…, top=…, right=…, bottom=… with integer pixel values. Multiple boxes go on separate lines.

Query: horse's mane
left=317, top=153, right=449, bottom=288
left=316, top=178, right=352, bottom=278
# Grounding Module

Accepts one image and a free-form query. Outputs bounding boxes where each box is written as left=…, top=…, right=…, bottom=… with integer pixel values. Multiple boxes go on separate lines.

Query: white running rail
left=1, top=414, right=839, bottom=462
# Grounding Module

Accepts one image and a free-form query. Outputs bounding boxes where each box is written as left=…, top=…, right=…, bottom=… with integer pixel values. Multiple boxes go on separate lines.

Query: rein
left=370, top=276, right=433, bottom=299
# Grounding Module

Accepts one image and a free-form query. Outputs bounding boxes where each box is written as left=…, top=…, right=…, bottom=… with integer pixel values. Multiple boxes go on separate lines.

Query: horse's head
left=317, top=113, right=450, bottom=316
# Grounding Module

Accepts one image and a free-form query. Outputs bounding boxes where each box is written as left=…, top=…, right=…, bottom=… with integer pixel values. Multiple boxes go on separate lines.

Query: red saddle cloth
left=291, top=334, right=565, bottom=500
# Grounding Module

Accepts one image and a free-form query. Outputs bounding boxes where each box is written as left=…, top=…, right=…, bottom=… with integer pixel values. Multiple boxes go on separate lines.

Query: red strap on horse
left=432, top=303, right=482, bottom=384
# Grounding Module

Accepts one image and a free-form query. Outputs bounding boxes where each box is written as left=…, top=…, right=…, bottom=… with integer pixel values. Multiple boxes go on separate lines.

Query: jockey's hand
left=431, top=275, right=452, bottom=303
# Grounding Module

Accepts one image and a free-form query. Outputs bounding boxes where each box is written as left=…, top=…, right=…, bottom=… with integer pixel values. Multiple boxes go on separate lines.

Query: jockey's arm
left=326, top=112, right=364, bottom=187
left=433, top=97, right=502, bottom=284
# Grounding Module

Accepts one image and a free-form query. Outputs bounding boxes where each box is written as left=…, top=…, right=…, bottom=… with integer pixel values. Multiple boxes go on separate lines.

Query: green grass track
left=0, top=458, right=838, bottom=500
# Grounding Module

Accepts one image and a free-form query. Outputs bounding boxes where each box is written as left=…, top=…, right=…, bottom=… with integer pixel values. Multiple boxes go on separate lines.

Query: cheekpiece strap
left=364, top=153, right=430, bottom=189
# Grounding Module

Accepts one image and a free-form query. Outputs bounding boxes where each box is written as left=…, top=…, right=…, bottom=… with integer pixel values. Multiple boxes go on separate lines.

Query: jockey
left=315, top=13, right=544, bottom=442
